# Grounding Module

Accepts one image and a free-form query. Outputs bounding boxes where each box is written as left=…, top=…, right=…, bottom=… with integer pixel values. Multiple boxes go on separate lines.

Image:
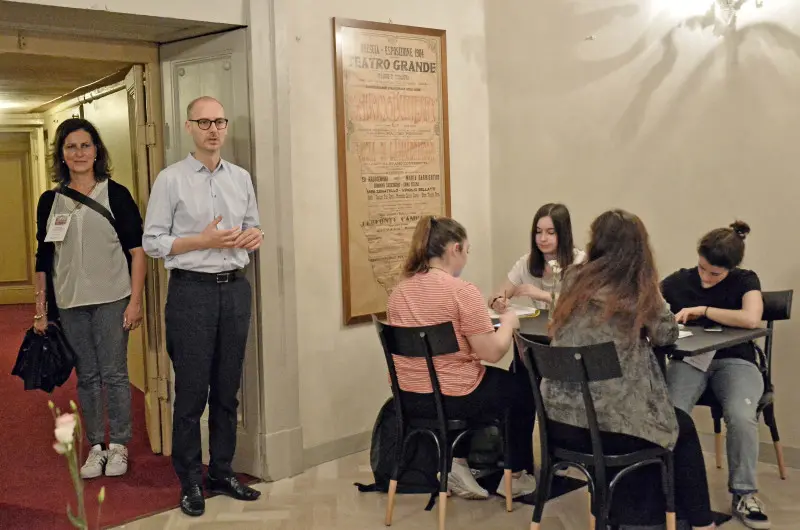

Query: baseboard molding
left=261, top=426, right=305, bottom=481
left=698, top=432, right=800, bottom=470
left=303, top=430, right=372, bottom=470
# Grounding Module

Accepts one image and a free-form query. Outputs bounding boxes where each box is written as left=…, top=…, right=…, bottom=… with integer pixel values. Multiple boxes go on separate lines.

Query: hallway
left=0, top=304, right=178, bottom=528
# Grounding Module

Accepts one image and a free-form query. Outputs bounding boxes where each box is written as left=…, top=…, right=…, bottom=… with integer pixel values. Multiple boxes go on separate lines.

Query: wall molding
left=303, top=430, right=372, bottom=471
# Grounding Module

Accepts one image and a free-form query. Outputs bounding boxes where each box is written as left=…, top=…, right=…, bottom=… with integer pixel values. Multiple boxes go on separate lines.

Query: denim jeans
left=667, top=357, right=763, bottom=494
left=59, top=297, right=132, bottom=446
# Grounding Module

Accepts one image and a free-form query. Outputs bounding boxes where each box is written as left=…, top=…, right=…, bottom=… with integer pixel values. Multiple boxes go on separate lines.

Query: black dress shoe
left=207, top=474, right=261, bottom=501
left=180, top=484, right=205, bottom=516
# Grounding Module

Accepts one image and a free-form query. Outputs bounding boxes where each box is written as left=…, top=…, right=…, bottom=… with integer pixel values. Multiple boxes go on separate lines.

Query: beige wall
left=284, top=0, right=492, bottom=454
left=487, top=1, right=800, bottom=454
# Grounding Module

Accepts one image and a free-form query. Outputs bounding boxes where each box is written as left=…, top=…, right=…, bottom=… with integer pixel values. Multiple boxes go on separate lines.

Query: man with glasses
left=143, top=96, right=263, bottom=516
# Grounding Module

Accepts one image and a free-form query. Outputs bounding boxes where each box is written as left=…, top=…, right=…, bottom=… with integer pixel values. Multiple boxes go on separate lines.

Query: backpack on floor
left=355, top=398, right=440, bottom=501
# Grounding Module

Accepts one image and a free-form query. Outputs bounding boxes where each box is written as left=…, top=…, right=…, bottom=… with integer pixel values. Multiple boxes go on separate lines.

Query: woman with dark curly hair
left=33, top=118, right=145, bottom=480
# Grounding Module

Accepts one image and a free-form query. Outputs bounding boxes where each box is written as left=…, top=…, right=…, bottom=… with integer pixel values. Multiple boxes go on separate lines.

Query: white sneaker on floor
left=80, top=445, right=107, bottom=479
left=447, top=461, right=489, bottom=500
left=105, top=444, right=128, bottom=477
left=496, top=470, right=537, bottom=498
left=733, top=494, right=771, bottom=529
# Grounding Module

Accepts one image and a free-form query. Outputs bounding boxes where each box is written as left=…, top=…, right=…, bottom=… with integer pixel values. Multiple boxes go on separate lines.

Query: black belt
left=171, top=269, right=243, bottom=284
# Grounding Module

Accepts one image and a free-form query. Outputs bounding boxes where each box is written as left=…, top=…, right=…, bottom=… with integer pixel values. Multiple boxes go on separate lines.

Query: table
left=660, top=326, right=771, bottom=358
left=503, top=311, right=772, bottom=371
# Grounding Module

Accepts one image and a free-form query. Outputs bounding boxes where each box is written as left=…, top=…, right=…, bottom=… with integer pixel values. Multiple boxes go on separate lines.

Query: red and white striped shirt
left=387, top=268, right=495, bottom=396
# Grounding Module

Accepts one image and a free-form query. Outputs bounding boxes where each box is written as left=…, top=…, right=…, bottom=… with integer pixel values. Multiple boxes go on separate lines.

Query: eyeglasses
left=189, top=118, right=229, bottom=130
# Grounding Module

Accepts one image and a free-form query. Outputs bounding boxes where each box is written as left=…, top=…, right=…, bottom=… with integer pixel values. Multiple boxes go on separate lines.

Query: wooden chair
left=372, top=317, right=513, bottom=530
left=697, top=289, right=793, bottom=479
left=516, top=332, right=676, bottom=530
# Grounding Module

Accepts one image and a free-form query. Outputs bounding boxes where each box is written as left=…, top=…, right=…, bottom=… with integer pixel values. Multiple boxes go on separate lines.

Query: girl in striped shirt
left=387, top=215, right=537, bottom=500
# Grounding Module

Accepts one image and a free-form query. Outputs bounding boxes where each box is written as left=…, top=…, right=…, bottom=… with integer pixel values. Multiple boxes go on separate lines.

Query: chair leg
left=438, top=492, right=447, bottom=530
left=503, top=469, right=513, bottom=512
left=589, top=488, right=596, bottom=529
left=713, top=414, right=723, bottom=469
left=665, top=511, right=677, bottom=530
left=385, top=480, right=398, bottom=526
left=774, top=442, right=788, bottom=480
left=764, top=404, right=788, bottom=480
left=503, top=409, right=514, bottom=512
left=531, top=463, right=553, bottom=529
left=385, top=429, right=410, bottom=527
left=437, top=433, right=450, bottom=530
left=595, top=480, right=610, bottom=530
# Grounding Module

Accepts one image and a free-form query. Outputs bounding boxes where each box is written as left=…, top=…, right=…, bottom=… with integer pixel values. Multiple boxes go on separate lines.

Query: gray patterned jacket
left=541, top=292, right=680, bottom=449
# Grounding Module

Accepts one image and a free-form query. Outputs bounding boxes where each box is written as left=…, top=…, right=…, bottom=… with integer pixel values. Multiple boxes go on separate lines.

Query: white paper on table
left=682, top=350, right=716, bottom=372
left=489, top=304, right=540, bottom=319
left=678, top=330, right=694, bottom=339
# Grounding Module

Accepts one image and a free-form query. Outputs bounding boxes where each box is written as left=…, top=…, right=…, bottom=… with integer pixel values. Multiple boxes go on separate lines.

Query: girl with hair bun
left=662, top=221, right=770, bottom=529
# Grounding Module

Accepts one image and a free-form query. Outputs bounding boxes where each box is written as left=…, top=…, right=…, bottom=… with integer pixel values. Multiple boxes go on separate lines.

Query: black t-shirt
left=661, top=267, right=761, bottom=363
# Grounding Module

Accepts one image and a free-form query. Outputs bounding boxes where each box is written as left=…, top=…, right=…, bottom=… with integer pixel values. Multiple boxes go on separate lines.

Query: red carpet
left=0, top=304, right=257, bottom=529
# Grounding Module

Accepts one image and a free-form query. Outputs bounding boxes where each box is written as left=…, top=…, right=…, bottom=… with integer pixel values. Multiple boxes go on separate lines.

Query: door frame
left=159, top=29, right=263, bottom=476
left=0, top=32, right=172, bottom=455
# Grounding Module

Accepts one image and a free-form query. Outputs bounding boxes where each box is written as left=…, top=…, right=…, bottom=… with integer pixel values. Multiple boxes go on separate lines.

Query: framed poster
left=333, top=18, right=451, bottom=325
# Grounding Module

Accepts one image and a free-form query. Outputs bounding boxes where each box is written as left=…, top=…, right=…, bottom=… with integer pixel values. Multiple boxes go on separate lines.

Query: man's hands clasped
left=201, top=216, right=263, bottom=251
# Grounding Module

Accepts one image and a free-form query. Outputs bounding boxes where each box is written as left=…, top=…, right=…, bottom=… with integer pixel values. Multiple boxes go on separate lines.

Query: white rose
left=54, top=413, right=76, bottom=444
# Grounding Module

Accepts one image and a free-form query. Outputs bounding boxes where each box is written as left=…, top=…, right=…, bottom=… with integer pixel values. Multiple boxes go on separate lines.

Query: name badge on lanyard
left=45, top=214, right=72, bottom=242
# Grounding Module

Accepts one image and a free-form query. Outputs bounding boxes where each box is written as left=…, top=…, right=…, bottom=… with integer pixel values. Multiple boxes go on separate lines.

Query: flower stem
left=66, top=446, right=87, bottom=527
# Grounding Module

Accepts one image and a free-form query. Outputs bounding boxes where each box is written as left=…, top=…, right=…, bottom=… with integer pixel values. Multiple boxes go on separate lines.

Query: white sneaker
left=80, top=445, right=107, bottom=479
left=105, top=444, right=128, bottom=477
left=496, top=470, right=537, bottom=498
left=447, top=461, right=489, bottom=500
left=733, top=494, right=771, bottom=529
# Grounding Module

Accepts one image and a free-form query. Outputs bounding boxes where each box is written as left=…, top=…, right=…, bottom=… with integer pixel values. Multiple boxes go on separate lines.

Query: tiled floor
left=115, top=451, right=798, bottom=530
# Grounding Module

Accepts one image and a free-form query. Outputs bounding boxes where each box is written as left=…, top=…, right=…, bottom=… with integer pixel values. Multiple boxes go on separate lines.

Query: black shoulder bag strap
left=56, top=185, right=133, bottom=274
left=56, top=185, right=118, bottom=232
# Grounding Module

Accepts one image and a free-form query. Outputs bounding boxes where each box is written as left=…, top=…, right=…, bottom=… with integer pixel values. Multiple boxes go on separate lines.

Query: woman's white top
left=506, top=248, right=587, bottom=309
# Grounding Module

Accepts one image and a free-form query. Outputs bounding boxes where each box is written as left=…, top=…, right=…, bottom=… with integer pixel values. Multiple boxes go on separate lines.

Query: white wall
left=284, top=0, right=492, bottom=454
left=487, top=0, right=800, bottom=455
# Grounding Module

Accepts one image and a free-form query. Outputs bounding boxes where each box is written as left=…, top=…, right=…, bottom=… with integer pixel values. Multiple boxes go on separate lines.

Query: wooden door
left=0, top=134, right=34, bottom=305
left=124, top=64, right=165, bottom=454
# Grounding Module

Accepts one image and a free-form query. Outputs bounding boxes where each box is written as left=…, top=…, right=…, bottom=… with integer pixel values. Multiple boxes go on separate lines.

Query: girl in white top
left=491, top=203, right=586, bottom=312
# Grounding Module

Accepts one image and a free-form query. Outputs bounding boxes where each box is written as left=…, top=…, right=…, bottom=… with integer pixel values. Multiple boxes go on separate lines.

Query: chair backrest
left=372, top=316, right=460, bottom=432
left=761, top=290, right=793, bottom=384
left=515, top=331, right=622, bottom=478
left=763, top=290, right=792, bottom=323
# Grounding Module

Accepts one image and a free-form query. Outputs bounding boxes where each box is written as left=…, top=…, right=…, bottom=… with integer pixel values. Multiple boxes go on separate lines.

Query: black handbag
left=11, top=324, right=77, bottom=393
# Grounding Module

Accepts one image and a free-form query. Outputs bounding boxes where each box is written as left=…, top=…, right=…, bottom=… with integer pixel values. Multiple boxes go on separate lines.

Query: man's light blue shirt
left=143, top=154, right=260, bottom=273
